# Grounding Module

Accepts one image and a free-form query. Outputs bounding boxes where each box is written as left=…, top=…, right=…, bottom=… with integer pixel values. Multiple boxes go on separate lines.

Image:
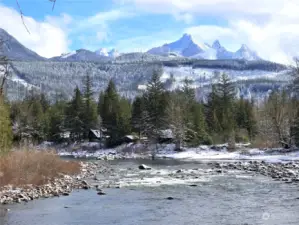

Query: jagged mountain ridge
left=0, top=27, right=290, bottom=104
left=147, top=34, right=261, bottom=61
left=0, top=28, right=264, bottom=62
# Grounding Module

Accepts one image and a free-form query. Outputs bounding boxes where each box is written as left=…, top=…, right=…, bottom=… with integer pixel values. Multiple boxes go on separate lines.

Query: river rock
left=97, top=190, right=106, bottom=195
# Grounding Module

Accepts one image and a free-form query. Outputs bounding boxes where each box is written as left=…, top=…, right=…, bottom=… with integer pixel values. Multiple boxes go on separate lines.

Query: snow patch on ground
left=156, top=144, right=299, bottom=163
left=57, top=142, right=299, bottom=163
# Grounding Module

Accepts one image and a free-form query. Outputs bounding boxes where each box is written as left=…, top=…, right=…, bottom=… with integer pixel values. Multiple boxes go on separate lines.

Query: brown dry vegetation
left=0, top=150, right=81, bottom=187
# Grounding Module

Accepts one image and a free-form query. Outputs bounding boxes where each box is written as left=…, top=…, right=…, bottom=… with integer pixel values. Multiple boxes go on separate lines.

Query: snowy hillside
left=4, top=59, right=290, bottom=103
left=0, top=28, right=45, bottom=61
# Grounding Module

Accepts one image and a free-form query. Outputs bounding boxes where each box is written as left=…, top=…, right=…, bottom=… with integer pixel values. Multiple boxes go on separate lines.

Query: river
left=2, top=159, right=299, bottom=225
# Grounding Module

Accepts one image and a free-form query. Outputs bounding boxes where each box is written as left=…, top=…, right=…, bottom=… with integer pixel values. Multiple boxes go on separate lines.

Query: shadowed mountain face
left=0, top=28, right=45, bottom=61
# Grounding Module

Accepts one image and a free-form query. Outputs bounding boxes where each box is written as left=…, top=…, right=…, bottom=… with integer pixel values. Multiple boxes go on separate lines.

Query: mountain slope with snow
left=148, top=34, right=204, bottom=57
left=232, top=44, right=261, bottom=60
left=0, top=28, right=45, bottom=61
left=50, top=49, right=110, bottom=62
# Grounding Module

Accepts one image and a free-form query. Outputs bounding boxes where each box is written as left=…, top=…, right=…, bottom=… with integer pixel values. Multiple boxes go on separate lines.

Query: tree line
left=2, top=67, right=299, bottom=152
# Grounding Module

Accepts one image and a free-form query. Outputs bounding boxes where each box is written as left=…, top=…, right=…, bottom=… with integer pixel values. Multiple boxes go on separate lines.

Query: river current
left=2, top=159, right=299, bottom=225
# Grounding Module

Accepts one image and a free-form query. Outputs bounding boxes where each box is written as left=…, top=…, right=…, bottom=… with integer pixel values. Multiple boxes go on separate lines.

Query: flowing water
left=1, top=159, right=299, bottom=225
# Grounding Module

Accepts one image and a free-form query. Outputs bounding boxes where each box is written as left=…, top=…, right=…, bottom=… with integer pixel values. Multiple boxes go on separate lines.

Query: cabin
left=88, top=129, right=103, bottom=142
left=158, top=129, right=174, bottom=143
left=88, top=128, right=109, bottom=142
left=122, top=135, right=139, bottom=143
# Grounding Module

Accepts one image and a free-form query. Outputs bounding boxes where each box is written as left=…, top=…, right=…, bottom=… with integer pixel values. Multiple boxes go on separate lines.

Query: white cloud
left=184, top=19, right=299, bottom=64
left=71, top=9, right=134, bottom=49
left=173, top=13, right=194, bottom=24
left=0, top=4, right=70, bottom=58
left=111, top=33, right=176, bottom=53
left=115, top=0, right=285, bottom=17
left=96, top=31, right=109, bottom=42
left=184, top=25, right=239, bottom=49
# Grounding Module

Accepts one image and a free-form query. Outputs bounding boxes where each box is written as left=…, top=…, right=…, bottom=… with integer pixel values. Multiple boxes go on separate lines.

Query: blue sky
left=0, top=0, right=298, bottom=64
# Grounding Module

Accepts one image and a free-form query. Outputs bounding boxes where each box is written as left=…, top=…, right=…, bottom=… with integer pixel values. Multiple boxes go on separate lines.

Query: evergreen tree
left=28, top=99, right=46, bottom=141
left=101, top=80, right=121, bottom=146
left=40, top=93, right=50, bottom=112
left=117, top=97, right=132, bottom=138
left=144, top=70, right=167, bottom=142
left=215, top=73, right=235, bottom=143
left=131, top=96, right=147, bottom=139
left=236, top=97, right=247, bottom=129
left=167, top=91, right=190, bottom=150
left=181, top=78, right=210, bottom=146
left=47, top=99, right=67, bottom=142
left=191, top=103, right=211, bottom=145
left=66, top=86, right=84, bottom=140
left=206, top=84, right=222, bottom=134
left=0, top=97, right=12, bottom=153
left=97, top=91, right=105, bottom=115
left=82, top=74, right=98, bottom=135
left=243, top=99, right=257, bottom=140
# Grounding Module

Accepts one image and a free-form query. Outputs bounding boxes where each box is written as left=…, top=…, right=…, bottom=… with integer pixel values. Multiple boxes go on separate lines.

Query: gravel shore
left=0, top=162, right=99, bottom=205
left=2, top=158, right=299, bottom=205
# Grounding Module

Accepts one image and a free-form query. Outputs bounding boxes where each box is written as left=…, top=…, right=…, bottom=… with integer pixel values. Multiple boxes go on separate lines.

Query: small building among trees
left=158, top=129, right=174, bottom=143
left=88, top=129, right=104, bottom=142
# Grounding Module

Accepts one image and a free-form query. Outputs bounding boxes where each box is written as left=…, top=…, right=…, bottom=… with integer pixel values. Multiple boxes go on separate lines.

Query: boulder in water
left=97, top=190, right=106, bottom=195
left=138, top=164, right=151, bottom=170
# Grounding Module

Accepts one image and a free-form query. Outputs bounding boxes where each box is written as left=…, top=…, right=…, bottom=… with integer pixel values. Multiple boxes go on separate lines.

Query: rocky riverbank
left=209, top=161, right=299, bottom=183
left=2, top=157, right=299, bottom=205
left=0, top=162, right=100, bottom=205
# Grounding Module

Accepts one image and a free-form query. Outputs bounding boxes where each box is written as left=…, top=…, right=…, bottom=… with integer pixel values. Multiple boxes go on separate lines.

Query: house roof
left=124, top=135, right=138, bottom=140
left=160, top=129, right=174, bottom=139
left=89, top=129, right=102, bottom=138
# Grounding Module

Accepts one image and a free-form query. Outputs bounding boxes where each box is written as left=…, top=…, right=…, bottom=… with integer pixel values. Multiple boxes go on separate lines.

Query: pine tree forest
left=1, top=67, right=299, bottom=152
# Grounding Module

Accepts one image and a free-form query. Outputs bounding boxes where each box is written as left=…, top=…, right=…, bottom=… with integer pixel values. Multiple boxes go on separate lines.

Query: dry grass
left=0, top=150, right=81, bottom=187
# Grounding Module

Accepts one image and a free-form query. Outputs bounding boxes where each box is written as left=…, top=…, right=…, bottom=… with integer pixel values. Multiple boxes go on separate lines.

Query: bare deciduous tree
left=15, top=0, right=57, bottom=34
left=167, top=94, right=186, bottom=151
left=257, top=90, right=297, bottom=148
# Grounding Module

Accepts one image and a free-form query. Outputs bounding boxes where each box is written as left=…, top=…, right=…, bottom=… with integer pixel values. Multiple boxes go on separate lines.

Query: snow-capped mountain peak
left=233, top=44, right=260, bottom=60
left=147, top=33, right=262, bottom=61
left=240, top=44, right=250, bottom=51
left=96, top=48, right=109, bottom=57
left=180, top=33, right=193, bottom=42
left=212, top=40, right=222, bottom=49
left=95, top=48, right=120, bottom=58
left=147, top=33, right=203, bottom=57
left=108, top=49, right=120, bottom=58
